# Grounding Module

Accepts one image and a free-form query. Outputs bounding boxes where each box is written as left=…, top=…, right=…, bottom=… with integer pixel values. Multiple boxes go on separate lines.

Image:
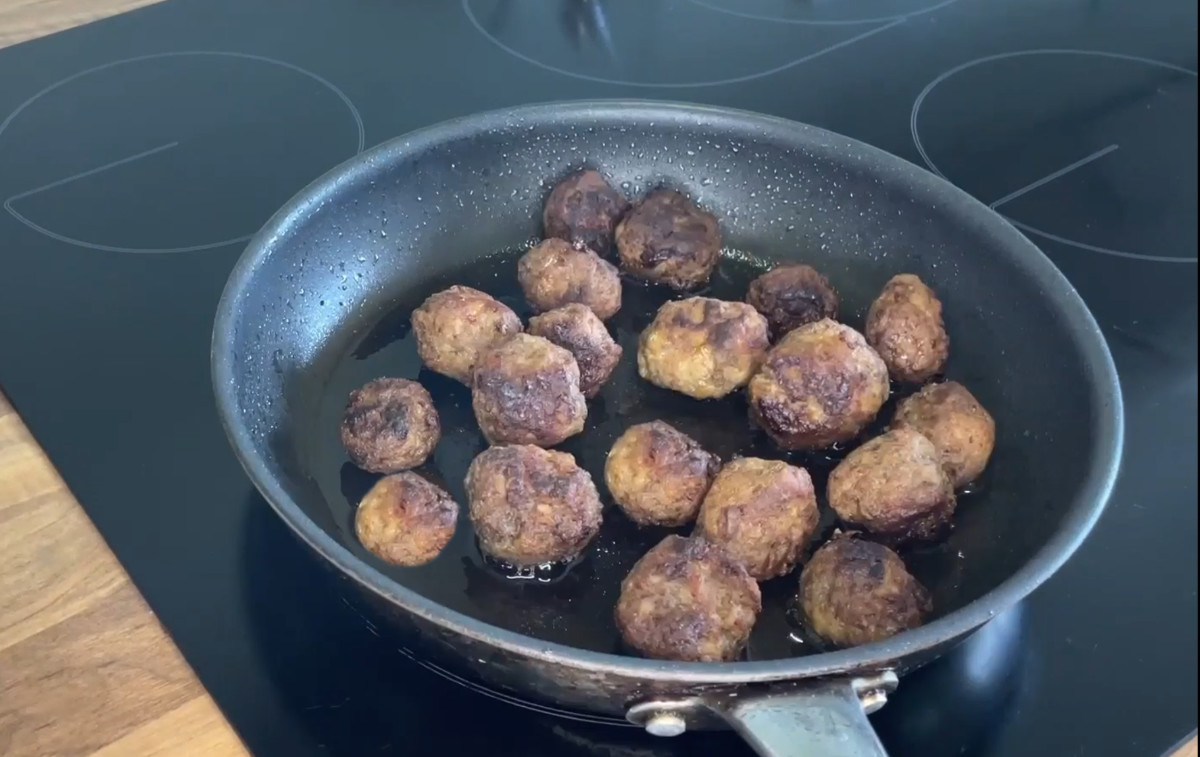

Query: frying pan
left=211, top=101, right=1123, bottom=756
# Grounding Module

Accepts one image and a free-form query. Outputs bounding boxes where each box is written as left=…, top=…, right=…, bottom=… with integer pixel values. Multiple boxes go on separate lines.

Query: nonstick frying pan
left=211, top=101, right=1123, bottom=756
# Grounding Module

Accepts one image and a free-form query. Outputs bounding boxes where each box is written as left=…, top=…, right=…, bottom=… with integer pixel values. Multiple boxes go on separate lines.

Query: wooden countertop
left=0, top=3, right=1194, bottom=756
left=0, top=389, right=247, bottom=756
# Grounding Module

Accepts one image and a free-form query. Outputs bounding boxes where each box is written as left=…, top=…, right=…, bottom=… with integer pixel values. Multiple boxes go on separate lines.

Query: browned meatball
left=696, top=457, right=820, bottom=580
left=827, top=427, right=956, bottom=544
left=604, top=421, right=721, bottom=527
left=355, top=472, right=458, bottom=566
left=747, top=319, right=890, bottom=450
left=615, top=189, right=721, bottom=290
left=638, top=297, right=770, bottom=400
left=471, top=333, right=588, bottom=447
left=615, top=535, right=761, bottom=662
left=542, top=169, right=630, bottom=254
left=865, top=274, right=950, bottom=384
left=799, top=532, right=931, bottom=648
left=465, top=445, right=603, bottom=566
left=893, top=381, right=996, bottom=489
left=340, top=378, right=441, bottom=473
left=411, top=285, right=522, bottom=384
left=517, top=239, right=623, bottom=320
left=746, top=263, right=840, bottom=339
left=527, top=304, right=622, bottom=399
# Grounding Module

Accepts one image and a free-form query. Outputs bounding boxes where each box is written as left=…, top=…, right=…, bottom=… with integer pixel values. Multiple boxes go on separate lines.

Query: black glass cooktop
left=0, top=1, right=1196, bottom=755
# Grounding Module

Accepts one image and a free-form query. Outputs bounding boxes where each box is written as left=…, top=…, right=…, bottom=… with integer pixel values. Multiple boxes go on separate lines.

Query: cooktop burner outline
left=910, top=49, right=1198, bottom=264
left=985, top=144, right=1120, bottom=211
left=686, top=0, right=960, bottom=26
left=0, top=51, right=366, bottom=254
left=462, top=0, right=905, bottom=88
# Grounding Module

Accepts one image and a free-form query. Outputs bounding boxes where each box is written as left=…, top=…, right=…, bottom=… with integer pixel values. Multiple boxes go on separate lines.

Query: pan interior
left=226, top=106, right=1108, bottom=661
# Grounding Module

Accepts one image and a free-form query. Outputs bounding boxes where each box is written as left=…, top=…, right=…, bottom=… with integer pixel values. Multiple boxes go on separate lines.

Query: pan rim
left=212, top=99, right=1124, bottom=686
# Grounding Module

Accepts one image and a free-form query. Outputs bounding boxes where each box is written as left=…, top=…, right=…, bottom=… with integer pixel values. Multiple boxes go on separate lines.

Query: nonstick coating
left=213, top=102, right=1122, bottom=713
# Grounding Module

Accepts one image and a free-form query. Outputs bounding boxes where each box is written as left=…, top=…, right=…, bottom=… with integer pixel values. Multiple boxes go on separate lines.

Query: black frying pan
left=211, top=101, right=1123, bottom=756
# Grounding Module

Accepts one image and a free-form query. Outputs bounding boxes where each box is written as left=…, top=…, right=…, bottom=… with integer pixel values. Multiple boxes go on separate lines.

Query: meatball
left=696, top=457, right=820, bottom=580
left=638, top=297, right=770, bottom=400
left=355, top=472, right=458, bottom=566
left=615, top=189, right=721, bottom=290
left=465, top=445, right=603, bottom=566
left=799, top=532, right=931, bottom=647
left=411, top=285, right=522, bottom=385
left=527, top=304, right=622, bottom=399
left=747, top=319, right=890, bottom=450
left=827, top=427, right=956, bottom=544
left=340, top=377, right=441, bottom=473
left=542, top=169, right=630, bottom=254
left=893, top=381, right=996, bottom=489
left=517, top=238, right=623, bottom=320
left=471, top=333, right=588, bottom=447
left=604, top=421, right=721, bottom=527
left=615, top=535, right=761, bottom=662
left=746, top=263, right=840, bottom=339
left=865, top=274, right=950, bottom=384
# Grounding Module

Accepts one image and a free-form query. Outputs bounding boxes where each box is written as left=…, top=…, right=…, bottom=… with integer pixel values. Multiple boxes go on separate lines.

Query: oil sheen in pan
left=306, top=248, right=973, bottom=661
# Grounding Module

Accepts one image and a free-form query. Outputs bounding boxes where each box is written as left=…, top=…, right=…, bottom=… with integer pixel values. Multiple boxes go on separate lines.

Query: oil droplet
left=483, top=552, right=581, bottom=583
left=958, top=477, right=988, bottom=498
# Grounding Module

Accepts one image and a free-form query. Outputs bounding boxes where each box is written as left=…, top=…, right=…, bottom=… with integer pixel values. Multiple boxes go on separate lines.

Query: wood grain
left=0, top=2, right=1193, bottom=756
left=0, top=0, right=161, bottom=49
left=0, top=394, right=247, bottom=757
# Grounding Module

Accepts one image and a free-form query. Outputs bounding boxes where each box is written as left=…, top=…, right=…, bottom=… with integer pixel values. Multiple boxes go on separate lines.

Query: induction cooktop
left=0, top=1, right=1195, bottom=755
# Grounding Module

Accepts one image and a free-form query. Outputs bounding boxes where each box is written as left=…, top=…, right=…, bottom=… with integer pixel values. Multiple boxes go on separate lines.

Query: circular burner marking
left=687, top=0, right=960, bottom=26
left=911, top=49, right=1197, bottom=263
left=0, top=51, right=365, bottom=254
left=463, top=0, right=904, bottom=88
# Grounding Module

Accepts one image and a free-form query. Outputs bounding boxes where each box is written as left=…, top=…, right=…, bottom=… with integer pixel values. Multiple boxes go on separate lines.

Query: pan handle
left=718, top=675, right=892, bottom=757
left=627, top=672, right=896, bottom=757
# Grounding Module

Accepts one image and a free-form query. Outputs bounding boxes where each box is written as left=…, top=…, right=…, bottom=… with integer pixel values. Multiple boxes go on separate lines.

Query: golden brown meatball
left=746, top=263, right=840, bottom=339
left=696, top=457, right=820, bottom=580
left=471, top=333, right=588, bottom=447
left=517, top=239, right=623, bottom=320
left=893, top=381, right=996, bottom=489
left=615, top=189, right=721, bottom=290
left=354, top=472, right=458, bottom=566
left=827, top=427, right=956, bottom=544
left=465, top=445, right=603, bottom=566
left=340, top=378, right=441, bottom=473
left=604, top=421, right=721, bottom=527
left=865, top=274, right=950, bottom=384
left=527, top=304, right=622, bottom=399
left=747, top=319, right=890, bottom=450
left=615, top=535, right=761, bottom=662
left=799, top=532, right=931, bottom=648
left=542, top=169, right=630, bottom=254
left=411, top=285, right=522, bottom=384
left=638, top=297, right=770, bottom=400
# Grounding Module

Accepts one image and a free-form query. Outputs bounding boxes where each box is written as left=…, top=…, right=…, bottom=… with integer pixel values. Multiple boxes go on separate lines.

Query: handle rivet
left=644, top=712, right=687, bottom=738
left=859, top=688, right=889, bottom=715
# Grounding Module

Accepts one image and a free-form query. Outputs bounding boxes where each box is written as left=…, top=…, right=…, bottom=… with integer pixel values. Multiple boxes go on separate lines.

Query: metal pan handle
left=627, top=672, right=896, bottom=757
